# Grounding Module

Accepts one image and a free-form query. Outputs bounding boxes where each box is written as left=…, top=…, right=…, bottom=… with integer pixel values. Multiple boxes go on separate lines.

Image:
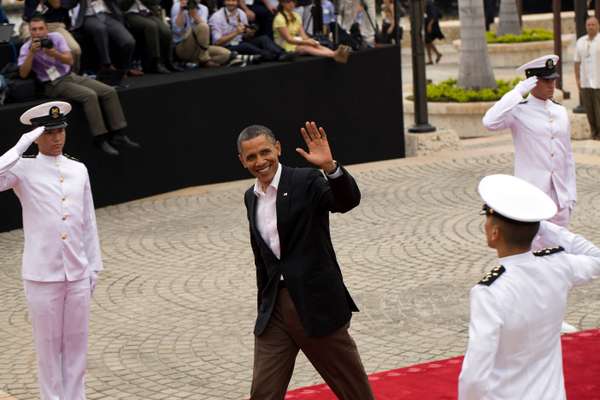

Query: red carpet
left=284, top=329, right=600, bottom=400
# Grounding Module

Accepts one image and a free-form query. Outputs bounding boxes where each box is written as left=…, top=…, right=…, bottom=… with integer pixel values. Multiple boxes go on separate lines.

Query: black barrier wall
left=0, top=46, right=404, bottom=232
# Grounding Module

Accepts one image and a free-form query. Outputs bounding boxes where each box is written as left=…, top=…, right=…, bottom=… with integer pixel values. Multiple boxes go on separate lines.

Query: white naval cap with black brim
left=19, top=101, right=71, bottom=131
left=478, top=174, right=557, bottom=223
left=516, top=54, right=560, bottom=80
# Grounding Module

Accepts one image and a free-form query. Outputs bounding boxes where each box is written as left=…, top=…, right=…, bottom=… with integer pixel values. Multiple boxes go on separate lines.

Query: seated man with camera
left=18, top=14, right=139, bottom=156
left=172, top=0, right=248, bottom=67
left=209, top=0, right=291, bottom=62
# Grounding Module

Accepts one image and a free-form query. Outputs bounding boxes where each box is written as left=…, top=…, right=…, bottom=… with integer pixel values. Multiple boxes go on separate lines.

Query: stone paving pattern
left=1, top=136, right=600, bottom=399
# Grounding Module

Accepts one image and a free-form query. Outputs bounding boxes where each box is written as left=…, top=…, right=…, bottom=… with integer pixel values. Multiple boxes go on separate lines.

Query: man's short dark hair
left=493, top=215, right=540, bottom=248
left=29, top=13, right=47, bottom=24
left=237, top=125, right=277, bottom=153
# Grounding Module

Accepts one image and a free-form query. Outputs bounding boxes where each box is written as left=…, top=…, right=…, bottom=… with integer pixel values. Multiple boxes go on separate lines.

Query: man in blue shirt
left=209, top=0, right=292, bottom=62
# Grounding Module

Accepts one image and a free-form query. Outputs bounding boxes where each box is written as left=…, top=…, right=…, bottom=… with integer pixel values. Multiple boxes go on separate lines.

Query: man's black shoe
left=111, top=134, right=141, bottom=149
left=148, top=63, right=171, bottom=74
left=165, top=62, right=184, bottom=72
left=249, top=54, right=263, bottom=64
left=278, top=52, right=295, bottom=62
left=98, top=139, right=120, bottom=156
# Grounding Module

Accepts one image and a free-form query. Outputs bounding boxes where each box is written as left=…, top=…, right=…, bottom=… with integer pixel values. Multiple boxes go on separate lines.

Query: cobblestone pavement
left=1, top=135, right=600, bottom=399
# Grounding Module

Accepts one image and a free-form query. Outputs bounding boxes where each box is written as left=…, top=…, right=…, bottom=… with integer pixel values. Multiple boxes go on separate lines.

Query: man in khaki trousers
left=171, top=0, right=235, bottom=66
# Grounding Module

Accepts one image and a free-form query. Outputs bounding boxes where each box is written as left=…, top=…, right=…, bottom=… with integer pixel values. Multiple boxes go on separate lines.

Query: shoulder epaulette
left=63, top=154, right=81, bottom=162
left=478, top=265, right=506, bottom=286
left=518, top=100, right=528, bottom=104
left=533, top=246, right=565, bottom=257
left=21, top=155, right=35, bottom=158
left=550, top=99, right=562, bottom=105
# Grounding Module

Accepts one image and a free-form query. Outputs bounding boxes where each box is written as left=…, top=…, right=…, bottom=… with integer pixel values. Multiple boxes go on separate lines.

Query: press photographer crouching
left=18, top=14, right=140, bottom=156
left=209, top=0, right=293, bottom=62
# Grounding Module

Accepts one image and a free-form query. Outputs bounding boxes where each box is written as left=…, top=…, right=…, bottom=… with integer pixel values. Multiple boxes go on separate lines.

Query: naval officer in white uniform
left=0, top=101, right=103, bottom=400
left=458, top=174, right=600, bottom=400
left=482, top=55, right=577, bottom=251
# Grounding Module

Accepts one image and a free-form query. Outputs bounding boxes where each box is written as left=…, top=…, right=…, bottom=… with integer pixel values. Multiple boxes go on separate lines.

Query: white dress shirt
left=253, top=162, right=342, bottom=260
left=458, top=221, right=600, bottom=400
left=574, top=33, right=600, bottom=89
left=127, top=0, right=152, bottom=14
left=253, top=162, right=283, bottom=259
left=0, top=129, right=103, bottom=282
left=482, top=89, right=577, bottom=209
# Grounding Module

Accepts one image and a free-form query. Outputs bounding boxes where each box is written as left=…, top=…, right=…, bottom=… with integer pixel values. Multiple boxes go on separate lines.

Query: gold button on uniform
left=60, top=176, right=64, bottom=183
left=62, top=215, right=68, bottom=221
left=61, top=234, right=67, bottom=240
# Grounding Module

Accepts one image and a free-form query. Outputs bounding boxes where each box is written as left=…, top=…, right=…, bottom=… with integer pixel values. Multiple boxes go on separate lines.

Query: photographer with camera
left=171, top=0, right=245, bottom=67
left=209, top=0, right=292, bottom=62
left=18, top=0, right=82, bottom=71
left=18, top=14, right=139, bottom=156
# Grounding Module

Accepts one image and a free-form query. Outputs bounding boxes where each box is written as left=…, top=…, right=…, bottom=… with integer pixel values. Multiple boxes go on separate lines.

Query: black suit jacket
left=244, top=165, right=360, bottom=338
left=66, top=0, right=124, bottom=30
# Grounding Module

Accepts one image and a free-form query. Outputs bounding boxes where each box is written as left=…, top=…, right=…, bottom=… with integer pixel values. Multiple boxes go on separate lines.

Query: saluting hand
left=296, top=121, right=336, bottom=173
left=515, top=76, right=538, bottom=97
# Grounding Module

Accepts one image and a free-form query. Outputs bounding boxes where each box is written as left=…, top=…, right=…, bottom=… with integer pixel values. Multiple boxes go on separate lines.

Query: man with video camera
left=209, top=0, right=292, bottom=62
left=18, top=14, right=139, bottom=156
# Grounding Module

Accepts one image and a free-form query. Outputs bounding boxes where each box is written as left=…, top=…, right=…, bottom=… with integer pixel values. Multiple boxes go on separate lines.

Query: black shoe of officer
left=111, top=133, right=141, bottom=149
left=96, top=139, right=120, bottom=156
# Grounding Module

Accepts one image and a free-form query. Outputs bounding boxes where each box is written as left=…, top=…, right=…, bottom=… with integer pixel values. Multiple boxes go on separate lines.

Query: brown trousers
left=581, top=88, right=600, bottom=138
left=175, top=23, right=231, bottom=65
left=44, top=74, right=127, bottom=137
left=250, top=288, right=374, bottom=400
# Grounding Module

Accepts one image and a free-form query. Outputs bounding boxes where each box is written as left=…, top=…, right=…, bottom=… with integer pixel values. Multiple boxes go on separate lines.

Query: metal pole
left=574, top=0, right=587, bottom=113
left=596, top=0, right=600, bottom=20
left=553, top=0, right=570, bottom=99
left=516, top=0, right=522, bottom=27
left=408, top=0, right=435, bottom=133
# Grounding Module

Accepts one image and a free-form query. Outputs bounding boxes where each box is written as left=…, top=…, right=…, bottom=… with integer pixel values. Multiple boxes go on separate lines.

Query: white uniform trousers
left=24, top=278, right=91, bottom=400
left=533, top=186, right=574, bottom=250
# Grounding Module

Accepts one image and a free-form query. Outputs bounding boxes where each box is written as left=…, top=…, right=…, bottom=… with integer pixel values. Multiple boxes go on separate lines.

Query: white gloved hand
left=90, top=270, right=99, bottom=294
left=15, top=127, right=45, bottom=154
left=515, top=76, right=538, bottom=97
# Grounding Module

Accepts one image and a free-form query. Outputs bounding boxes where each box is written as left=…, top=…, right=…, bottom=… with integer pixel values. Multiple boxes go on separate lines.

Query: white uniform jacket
left=458, top=222, right=600, bottom=400
left=0, top=129, right=103, bottom=282
left=482, top=89, right=577, bottom=209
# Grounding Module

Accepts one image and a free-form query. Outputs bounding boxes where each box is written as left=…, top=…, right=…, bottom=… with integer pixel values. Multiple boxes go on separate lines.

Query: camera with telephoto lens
left=38, top=38, right=54, bottom=49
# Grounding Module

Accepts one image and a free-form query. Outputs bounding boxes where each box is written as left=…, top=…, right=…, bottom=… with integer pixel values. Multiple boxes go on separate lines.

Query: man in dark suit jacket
left=238, top=122, right=374, bottom=400
left=67, top=0, right=140, bottom=75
